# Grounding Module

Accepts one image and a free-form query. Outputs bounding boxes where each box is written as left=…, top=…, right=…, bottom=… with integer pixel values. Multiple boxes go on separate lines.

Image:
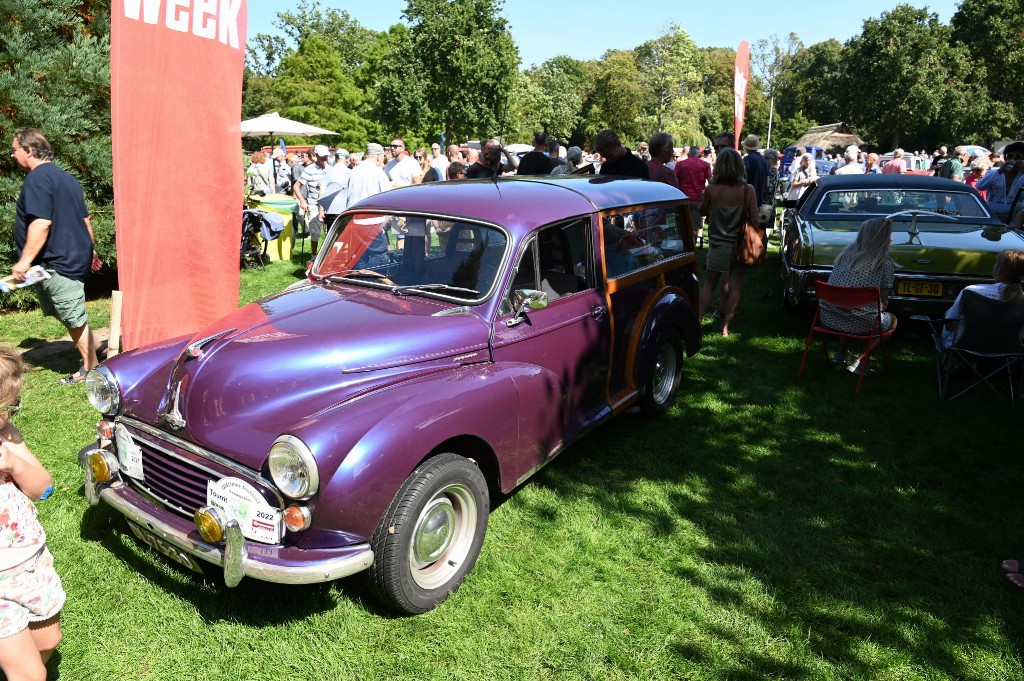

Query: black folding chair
left=912, top=291, right=1024, bottom=405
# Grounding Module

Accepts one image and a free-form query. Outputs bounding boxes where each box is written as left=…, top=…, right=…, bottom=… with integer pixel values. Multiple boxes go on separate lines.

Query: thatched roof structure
left=793, top=123, right=867, bottom=154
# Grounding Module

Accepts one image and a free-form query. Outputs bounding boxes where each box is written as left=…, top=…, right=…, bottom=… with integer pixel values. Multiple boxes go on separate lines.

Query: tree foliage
left=402, top=0, right=520, bottom=142
left=634, top=25, right=705, bottom=136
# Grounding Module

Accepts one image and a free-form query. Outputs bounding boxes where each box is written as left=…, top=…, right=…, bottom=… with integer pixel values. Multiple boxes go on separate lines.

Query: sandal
left=58, top=368, right=88, bottom=385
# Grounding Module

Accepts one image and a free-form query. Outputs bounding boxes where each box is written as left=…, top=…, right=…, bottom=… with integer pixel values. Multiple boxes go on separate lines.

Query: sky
left=247, top=0, right=964, bottom=68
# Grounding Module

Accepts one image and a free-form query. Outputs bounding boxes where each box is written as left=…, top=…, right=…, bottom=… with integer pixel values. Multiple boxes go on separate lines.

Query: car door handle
left=591, top=305, right=607, bottom=320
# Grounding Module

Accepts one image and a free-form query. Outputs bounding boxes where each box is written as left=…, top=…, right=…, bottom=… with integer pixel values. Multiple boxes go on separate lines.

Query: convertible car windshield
left=812, top=189, right=992, bottom=219
left=314, top=212, right=508, bottom=302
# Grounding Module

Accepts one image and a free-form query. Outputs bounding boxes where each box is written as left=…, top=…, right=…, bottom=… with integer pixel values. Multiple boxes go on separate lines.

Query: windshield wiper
left=321, top=269, right=391, bottom=281
left=393, top=283, right=480, bottom=297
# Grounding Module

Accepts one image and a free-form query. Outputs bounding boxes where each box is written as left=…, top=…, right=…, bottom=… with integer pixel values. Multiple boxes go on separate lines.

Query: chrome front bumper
left=84, top=463, right=374, bottom=586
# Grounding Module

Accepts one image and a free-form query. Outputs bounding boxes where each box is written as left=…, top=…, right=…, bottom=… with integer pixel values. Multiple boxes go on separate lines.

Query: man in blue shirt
left=10, top=128, right=99, bottom=384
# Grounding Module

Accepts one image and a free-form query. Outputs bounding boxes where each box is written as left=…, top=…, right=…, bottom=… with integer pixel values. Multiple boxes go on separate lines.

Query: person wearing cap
left=937, top=146, right=969, bottom=182
left=294, top=144, right=330, bottom=257
left=977, top=141, right=1024, bottom=221
left=272, top=148, right=290, bottom=193
left=326, top=148, right=351, bottom=187
left=551, top=146, right=583, bottom=175
left=763, top=149, right=783, bottom=232
left=384, top=138, right=422, bottom=188
left=347, top=143, right=392, bottom=207
left=740, top=134, right=769, bottom=212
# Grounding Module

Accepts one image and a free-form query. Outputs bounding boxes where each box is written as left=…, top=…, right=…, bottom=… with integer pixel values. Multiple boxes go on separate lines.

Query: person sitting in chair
left=942, top=248, right=1024, bottom=347
left=821, top=218, right=899, bottom=375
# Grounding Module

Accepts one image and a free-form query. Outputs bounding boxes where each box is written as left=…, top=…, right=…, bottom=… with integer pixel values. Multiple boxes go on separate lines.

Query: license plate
left=127, top=522, right=203, bottom=573
left=897, top=280, right=943, bottom=297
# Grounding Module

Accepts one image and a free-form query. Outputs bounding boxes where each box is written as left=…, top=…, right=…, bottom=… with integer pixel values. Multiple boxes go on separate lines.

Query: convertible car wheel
left=367, top=453, right=489, bottom=614
left=639, top=328, right=683, bottom=419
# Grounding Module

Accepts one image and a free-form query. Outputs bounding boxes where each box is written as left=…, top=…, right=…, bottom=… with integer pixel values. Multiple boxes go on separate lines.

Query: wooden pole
left=108, top=290, right=123, bottom=357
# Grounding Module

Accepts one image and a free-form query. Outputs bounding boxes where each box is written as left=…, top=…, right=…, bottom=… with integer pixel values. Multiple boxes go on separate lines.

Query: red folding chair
left=798, top=280, right=895, bottom=393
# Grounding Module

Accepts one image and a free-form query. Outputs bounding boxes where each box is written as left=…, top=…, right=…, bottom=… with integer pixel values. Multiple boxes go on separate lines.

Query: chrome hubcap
left=409, top=483, right=478, bottom=589
left=651, top=344, right=677, bottom=404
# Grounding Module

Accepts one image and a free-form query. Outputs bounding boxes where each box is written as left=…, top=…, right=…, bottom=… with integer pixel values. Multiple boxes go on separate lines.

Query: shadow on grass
left=513, top=261, right=1024, bottom=678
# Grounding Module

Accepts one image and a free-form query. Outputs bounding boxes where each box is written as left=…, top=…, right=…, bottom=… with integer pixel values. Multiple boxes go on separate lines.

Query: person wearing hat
left=977, top=141, right=1024, bottom=221
left=551, top=146, right=583, bottom=175
left=347, top=143, right=392, bottom=207
left=294, top=144, right=330, bottom=257
left=271, top=147, right=290, bottom=193
left=741, top=134, right=769, bottom=214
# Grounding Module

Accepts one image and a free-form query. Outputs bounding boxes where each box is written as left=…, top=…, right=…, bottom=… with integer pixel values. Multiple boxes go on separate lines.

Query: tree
left=0, top=0, right=111, bottom=206
left=634, top=25, right=705, bottom=136
left=578, top=50, right=647, bottom=145
left=524, top=58, right=586, bottom=141
left=267, top=34, right=371, bottom=151
left=841, top=5, right=976, bottom=149
left=776, top=39, right=845, bottom=127
left=752, top=33, right=803, bottom=147
left=950, top=0, right=1024, bottom=140
left=403, top=0, right=520, bottom=142
left=360, top=24, right=431, bottom=138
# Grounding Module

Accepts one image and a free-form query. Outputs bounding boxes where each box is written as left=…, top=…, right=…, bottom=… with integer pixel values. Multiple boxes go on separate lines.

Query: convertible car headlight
left=267, top=435, right=319, bottom=500
left=86, top=366, right=121, bottom=415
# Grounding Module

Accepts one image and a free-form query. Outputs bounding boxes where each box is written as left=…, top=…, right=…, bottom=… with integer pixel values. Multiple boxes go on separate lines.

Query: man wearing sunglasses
left=384, top=138, right=423, bottom=188
left=977, top=142, right=1024, bottom=222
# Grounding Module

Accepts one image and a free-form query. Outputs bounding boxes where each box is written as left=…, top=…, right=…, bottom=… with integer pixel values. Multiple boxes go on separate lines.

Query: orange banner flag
left=111, top=0, right=248, bottom=350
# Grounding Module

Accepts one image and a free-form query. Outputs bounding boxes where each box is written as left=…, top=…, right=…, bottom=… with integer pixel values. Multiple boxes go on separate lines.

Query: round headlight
left=86, top=366, right=121, bottom=415
left=267, top=435, right=319, bottom=500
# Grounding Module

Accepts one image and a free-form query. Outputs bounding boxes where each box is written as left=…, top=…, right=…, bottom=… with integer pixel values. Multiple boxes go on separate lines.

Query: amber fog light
left=87, top=451, right=119, bottom=484
left=284, top=505, right=312, bottom=533
left=194, top=506, right=225, bottom=544
left=96, top=420, right=114, bottom=439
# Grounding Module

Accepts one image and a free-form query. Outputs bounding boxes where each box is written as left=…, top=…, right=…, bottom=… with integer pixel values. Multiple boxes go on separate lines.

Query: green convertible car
left=779, top=174, right=1024, bottom=314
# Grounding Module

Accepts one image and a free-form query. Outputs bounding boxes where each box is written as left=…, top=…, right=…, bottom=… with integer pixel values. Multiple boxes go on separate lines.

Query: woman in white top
left=786, top=153, right=817, bottom=201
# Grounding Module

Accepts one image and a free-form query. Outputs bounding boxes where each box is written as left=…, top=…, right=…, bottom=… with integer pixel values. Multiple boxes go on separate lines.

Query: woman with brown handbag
left=698, top=148, right=759, bottom=337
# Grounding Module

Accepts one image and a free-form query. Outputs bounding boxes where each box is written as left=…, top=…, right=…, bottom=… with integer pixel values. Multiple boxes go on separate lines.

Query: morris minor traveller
left=82, top=176, right=702, bottom=613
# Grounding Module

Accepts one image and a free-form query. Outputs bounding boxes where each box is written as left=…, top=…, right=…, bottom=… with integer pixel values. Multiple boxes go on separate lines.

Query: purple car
left=82, top=176, right=702, bottom=613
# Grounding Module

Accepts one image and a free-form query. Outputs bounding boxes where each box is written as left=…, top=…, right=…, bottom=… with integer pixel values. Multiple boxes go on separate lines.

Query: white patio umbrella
left=241, top=112, right=338, bottom=189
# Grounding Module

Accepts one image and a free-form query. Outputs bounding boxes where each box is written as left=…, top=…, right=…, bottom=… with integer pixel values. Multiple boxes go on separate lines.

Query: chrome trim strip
left=96, top=484, right=374, bottom=585
left=117, top=417, right=284, bottom=507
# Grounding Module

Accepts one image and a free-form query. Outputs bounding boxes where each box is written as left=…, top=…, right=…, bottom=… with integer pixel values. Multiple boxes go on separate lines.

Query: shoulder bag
left=732, top=185, right=768, bottom=267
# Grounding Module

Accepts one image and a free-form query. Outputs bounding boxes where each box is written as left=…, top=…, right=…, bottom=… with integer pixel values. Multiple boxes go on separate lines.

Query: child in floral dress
left=0, top=346, right=64, bottom=681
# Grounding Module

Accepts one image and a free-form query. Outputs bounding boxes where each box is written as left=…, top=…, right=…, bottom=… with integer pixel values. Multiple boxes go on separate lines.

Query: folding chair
left=912, top=291, right=1024, bottom=405
left=798, top=281, right=895, bottom=393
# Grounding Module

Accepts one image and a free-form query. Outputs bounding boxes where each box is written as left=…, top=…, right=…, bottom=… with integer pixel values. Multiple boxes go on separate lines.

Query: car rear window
left=812, top=189, right=991, bottom=220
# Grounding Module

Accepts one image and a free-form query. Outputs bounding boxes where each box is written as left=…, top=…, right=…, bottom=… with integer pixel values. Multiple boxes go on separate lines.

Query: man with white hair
left=882, top=148, right=906, bottom=174
left=347, top=143, right=392, bottom=206
left=834, top=148, right=865, bottom=175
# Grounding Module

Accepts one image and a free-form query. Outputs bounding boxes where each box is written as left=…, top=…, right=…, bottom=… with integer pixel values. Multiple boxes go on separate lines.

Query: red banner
left=734, top=41, right=750, bottom=149
left=112, top=0, right=247, bottom=350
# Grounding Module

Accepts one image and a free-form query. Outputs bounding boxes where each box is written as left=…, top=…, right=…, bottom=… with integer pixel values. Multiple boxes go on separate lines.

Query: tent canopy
left=240, top=112, right=337, bottom=137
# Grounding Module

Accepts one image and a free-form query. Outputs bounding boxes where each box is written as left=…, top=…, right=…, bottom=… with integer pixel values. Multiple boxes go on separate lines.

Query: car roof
left=813, top=174, right=976, bottom=191
left=350, top=176, right=686, bottom=234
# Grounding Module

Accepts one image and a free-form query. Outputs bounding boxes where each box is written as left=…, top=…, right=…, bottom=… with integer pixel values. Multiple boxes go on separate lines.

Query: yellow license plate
left=897, top=280, right=943, bottom=297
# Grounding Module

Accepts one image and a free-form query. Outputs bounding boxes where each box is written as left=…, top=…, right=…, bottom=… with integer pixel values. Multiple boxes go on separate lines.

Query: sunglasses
left=0, top=398, right=22, bottom=417
left=1006, top=152, right=1023, bottom=161
left=389, top=144, right=403, bottom=149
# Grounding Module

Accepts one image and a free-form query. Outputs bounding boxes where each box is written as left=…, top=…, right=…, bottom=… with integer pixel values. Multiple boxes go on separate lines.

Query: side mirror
left=507, top=289, right=548, bottom=327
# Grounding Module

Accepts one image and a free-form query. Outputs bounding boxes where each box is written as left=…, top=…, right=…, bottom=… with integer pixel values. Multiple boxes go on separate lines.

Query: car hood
left=115, top=283, right=491, bottom=468
left=805, top=221, right=1024, bottom=272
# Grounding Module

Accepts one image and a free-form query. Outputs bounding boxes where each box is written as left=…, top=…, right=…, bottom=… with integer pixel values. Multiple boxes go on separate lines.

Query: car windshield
left=314, top=213, right=508, bottom=303
left=812, top=189, right=992, bottom=222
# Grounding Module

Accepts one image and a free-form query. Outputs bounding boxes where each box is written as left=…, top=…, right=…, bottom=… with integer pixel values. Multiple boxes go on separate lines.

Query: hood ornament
left=185, top=328, right=237, bottom=361
left=159, top=328, right=236, bottom=430
left=163, top=381, right=186, bottom=430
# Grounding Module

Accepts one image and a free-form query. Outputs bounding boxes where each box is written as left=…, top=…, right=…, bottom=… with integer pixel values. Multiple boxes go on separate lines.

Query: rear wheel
left=366, top=453, right=489, bottom=614
left=639, top=328, right=683, bottom=419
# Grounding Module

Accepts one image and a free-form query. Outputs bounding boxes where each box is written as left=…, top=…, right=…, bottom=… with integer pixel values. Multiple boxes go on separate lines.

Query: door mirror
left=507, top=289, right=548, bottom=327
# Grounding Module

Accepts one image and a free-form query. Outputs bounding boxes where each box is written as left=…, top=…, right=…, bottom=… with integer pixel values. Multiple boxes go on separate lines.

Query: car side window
left=504, top=219, right=592, bottom=314
left=602, top=207, right=685, bottom=279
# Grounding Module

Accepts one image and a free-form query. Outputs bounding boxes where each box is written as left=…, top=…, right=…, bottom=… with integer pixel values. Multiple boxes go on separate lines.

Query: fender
left=289, top=362, right=527, bottom=543
left=628, top=287, right=701, bottom=391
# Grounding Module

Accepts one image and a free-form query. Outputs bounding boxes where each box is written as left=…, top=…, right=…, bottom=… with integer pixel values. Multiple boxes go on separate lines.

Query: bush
left=0, top=201, right=117, bottom=312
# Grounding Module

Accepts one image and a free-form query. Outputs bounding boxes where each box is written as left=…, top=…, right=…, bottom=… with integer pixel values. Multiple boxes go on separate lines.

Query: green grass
left=1, top=253, right=1023, bottom=680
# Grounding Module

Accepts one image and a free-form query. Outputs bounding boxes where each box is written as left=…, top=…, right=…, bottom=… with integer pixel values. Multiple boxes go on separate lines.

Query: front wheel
left=639, top=328, right=683, bottom=419
left=366, top=453, right=489, bottom=614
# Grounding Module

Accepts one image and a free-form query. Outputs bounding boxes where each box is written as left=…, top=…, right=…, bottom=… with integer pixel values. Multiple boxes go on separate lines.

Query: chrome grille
left=116, top=419, right=283, bottom=519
